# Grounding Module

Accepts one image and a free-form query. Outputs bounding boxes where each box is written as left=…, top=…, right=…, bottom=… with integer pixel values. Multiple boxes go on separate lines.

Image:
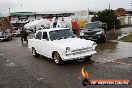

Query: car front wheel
left=53, top=52, right=62, bottom=65
left=98, top=34, right=106, bottom=43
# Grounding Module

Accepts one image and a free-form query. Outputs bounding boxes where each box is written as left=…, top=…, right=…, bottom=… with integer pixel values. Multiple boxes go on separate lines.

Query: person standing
left=71, top=20, right=79, bottom=35
left=20, top=28, right=28, bottom=45
left=53, top=21, right=57, bottom=28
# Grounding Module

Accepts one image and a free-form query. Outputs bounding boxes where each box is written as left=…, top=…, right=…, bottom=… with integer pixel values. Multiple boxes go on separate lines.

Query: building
left=10, top=10, right=97, bottom=28
left=125, top=9, right=132, bottom=25
left=114, top=8, right=132, bottom=25
left=115, top=8, right=126, bottom=16
left=114, top=8, right=126, bottom=25
left=10, top=11, right=75, bottom=27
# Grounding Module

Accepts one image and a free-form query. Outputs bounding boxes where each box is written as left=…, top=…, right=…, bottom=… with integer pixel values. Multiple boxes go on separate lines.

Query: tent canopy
left=24, top=19, right=51, bottom=29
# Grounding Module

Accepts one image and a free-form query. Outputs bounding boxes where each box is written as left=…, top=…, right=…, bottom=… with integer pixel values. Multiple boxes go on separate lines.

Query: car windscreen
left=85, top=22, right=102, bottom=29
left=49, top=29, right=75, bottom=41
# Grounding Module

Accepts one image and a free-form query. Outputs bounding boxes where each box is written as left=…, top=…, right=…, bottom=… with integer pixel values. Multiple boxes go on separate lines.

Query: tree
left=91, top=9, right=121, bottom=30
left=0, top=17, right=12, bottom=31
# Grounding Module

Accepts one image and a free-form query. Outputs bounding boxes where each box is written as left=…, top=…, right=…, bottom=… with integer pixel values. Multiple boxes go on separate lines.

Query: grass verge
left=119, top=33, right=132, bottom=42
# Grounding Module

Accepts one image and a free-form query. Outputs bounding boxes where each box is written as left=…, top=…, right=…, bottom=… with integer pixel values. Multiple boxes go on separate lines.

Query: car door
left=40, top=32, right=51, bottom=58
left=34, top=31, right=42, bottom=54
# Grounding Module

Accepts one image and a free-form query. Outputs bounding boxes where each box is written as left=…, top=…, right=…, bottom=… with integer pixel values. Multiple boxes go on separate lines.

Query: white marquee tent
left=24, top=19, right=52, bottom=31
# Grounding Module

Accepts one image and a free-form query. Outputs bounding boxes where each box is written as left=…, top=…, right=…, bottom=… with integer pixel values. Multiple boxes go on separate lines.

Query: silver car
left=0, top=31, right=13, bottom=41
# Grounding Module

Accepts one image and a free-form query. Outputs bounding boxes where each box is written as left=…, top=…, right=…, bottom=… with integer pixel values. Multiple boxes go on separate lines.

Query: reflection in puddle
left=118, top=27, right=132, bottom=39
left=7, top=63, right=17, bottom=67
left=106, top=27, right=132, bottom=40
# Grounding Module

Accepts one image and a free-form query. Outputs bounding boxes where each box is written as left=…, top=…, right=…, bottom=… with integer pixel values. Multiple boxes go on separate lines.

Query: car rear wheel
left=9, top=37, right=12, bottom=41
left=53, top=52, right=62, bottom=65
left=32, top=48, right=39, bottom=57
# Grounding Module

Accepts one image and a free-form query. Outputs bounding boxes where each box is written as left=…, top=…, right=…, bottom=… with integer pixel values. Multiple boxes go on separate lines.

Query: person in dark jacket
left=20, top=28, right=28, bottom=45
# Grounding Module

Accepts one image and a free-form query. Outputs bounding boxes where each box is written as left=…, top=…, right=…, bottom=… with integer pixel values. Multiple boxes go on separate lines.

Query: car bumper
left=80, top=34, right=105, bottom=41
left=61, top=50, right=97, bottom=61
left=0, top=38, right=7, bottom=41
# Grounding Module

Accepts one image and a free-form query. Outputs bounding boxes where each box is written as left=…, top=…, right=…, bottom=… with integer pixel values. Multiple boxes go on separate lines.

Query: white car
left=12, top=28, right=21, bottom=37
left=28, top=28, right=97, bottom=64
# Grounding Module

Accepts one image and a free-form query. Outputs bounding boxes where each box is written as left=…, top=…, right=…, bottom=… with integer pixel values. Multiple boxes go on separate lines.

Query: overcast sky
left=0, top=0, right=131, bottom=14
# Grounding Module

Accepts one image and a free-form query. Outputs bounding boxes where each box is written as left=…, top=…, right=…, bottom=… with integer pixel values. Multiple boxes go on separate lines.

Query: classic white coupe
left=28, top=28, right=97, bottom=64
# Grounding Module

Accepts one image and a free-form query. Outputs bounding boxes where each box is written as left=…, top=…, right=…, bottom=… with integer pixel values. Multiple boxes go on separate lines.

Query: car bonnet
left=51, top=38, right=95, bottom=50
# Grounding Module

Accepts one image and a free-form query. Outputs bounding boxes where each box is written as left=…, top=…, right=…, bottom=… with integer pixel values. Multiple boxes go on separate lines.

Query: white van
left=55, top=20, right=67, bottom=28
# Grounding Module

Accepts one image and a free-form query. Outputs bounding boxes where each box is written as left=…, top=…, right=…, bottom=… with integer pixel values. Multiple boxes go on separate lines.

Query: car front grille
left=70, top=47, right=93, bottom=55
left=84, top=32, right=97, bottom=35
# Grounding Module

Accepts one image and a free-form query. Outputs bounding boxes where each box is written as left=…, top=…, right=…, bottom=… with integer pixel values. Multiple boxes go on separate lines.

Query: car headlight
left=96, top=31, right=103, bottom=34
left=66, top=47, right=71, bottom=55
left=80, top=32, right=84, bottom=36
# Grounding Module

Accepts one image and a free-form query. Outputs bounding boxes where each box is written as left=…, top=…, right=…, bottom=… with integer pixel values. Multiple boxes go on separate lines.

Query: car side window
left=36, top=32, right=42, bottom=40
left=42, top=32, right=49, bottom=41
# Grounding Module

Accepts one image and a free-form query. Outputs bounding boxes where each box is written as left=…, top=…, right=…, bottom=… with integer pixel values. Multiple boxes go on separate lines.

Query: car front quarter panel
left=50, top=44, right=66, bottom=59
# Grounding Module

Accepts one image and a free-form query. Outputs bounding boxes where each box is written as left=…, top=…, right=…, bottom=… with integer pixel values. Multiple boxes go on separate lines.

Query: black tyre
left=83, top=56, right=92, bottom=62
left=9, top=37, right=13, bottom=41
left=101, top=37, right=106, bottom=43
left=7, top=37, right=11, bottom=41
left=99, top=34, right=106, bottom=43
left=53, top=52, right=62, bottom=65
left=32, top=48, right=39, bottom=57
left=10, top=37, right=13, bottom=40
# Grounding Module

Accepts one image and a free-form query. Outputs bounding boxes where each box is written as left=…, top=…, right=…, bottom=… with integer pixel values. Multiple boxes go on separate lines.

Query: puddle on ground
left=118, top=27, right=132, bottom=39
left=6, top=59, right=10, bottom=62
left=93, top=40, right=132, bottom=63
left=7, top=63, right=17, bottom=67
left=106, top=27, right=132, bottom=40
left=0, top=54, right=4, bottom=56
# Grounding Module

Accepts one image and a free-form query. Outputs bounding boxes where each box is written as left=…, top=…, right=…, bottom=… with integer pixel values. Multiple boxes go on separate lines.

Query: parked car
left=12, top=28, right=31, bottom=37
left=0, top=31, right=12, bottom=41
left=28, top=28, right=97, bottom=64
left=80, top=21, right=106, bottom=43
left=12, top=28, right=21, bottom=37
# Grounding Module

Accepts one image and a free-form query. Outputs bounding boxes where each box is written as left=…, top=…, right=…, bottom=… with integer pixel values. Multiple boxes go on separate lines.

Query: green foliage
left=91, top=9, right=121, bottom=30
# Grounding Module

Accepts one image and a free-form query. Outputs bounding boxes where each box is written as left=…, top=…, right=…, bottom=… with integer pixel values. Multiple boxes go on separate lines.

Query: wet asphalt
left=0, top=28, right=132, bottom=88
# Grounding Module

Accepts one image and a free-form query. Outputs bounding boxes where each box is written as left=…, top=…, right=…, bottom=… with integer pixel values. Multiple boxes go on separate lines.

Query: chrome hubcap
left=32, top=50, right=35, bottom=56
left=54, top=53, right=59, bottom=64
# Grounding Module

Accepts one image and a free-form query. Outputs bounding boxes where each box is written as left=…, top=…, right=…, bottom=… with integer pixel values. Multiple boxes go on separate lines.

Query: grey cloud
left=0, top=1, right=16, bottom=14
left=0, top=0, right=131, bottom=14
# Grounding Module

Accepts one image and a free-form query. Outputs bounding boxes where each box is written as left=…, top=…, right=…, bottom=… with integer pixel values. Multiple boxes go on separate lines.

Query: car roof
left=37, top=28, right=70, bottom=32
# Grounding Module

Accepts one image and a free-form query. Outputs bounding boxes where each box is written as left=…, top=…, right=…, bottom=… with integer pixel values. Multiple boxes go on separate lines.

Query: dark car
left=80, top=21, right=106, bottom=43
left=0, top=31, right=13, bottom=41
